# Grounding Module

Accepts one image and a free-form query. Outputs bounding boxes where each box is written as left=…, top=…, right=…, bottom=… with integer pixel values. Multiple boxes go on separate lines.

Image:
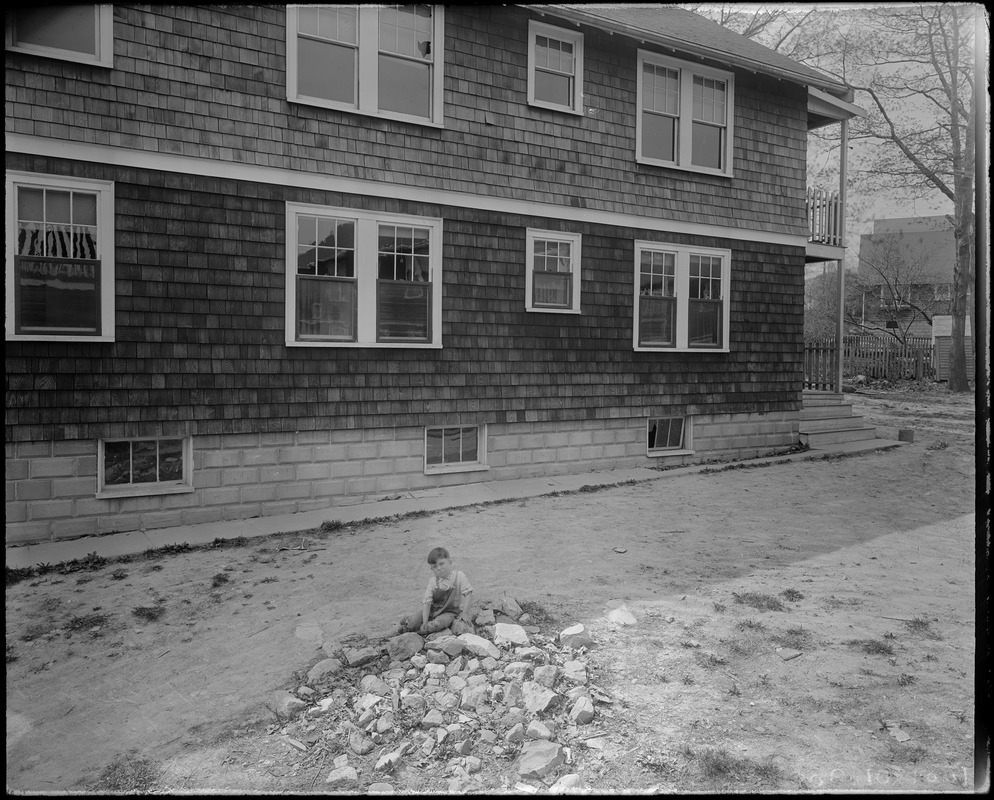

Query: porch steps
left=800, top=391, right=878, bottom=447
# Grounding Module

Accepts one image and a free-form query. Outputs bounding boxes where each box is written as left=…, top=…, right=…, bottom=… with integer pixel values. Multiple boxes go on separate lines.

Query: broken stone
left=401, top=694, right=427, bottom=712
left=270, top=691, right=307, bottom=717
left=326, top=765, right=359, bottom=788
left=465, top=755, right=482, bottom=773
left=460, top=684, right=488, bottom=710
left=559, top=624, right=594, bottom=650
left=360, top=674, right=392, bottom=696
left=478, top=729, right=498, bottom=744
left=505, top=722, right=525, bottom=743
left=297, top=685, right=315, bottom=698
left=500, top=707, right=527, bottom=730
left=501, top=592, right=524, bottom=620
left=516, top=739, right=565, bottom=779
left=357, top=692, right=387, bottom=712
left=519, top=612, right=532, bottom=624
left=437, top=692, right=459, bottom=710
left=349, top=731, right=375, bottom=755
left=515, top=646, right=546, bottom=663
left=459, top=633, right=500, bottom=660
left=357, top=707, right=379, bottom=729
left=549, top=773, right=589, bottom=794
left=494, top=622, right=530, bottom=647
left=467, top=673, right=489, bottom=687
left=421, top=737, right=436, bottom=756
left=427, top=649, right=450, bottom=665
left=411, top=654, right=428, bottom=669
left=333, top=754, right=349, bottom=769
left=307, top=657, right=343, bottom=683
left=422, top=709, right=445, bottom=728
left=449, top=675, right=468, bottom=693
left=562, top=660, right=587, bottom=684
left=441, top=637, right=464, bottom=657
left=480, top=656, right=499, bottom=672
left=375, top=748, right=403, bottom=773
left=533, top=664, right=560, bottom=689
left=522, top=681, right=558, bottom=714
left=607, top=606, right=637, bottom=626
left=466, top=658, right=481, bottom=673
left=345, top=646, right=380, bottom=667
left=503, top=681, right=525, bottom=708
left=456, top=738, right=473, bottom=755
left=504, top=661, right=532, bottom=680
left=475, top=609, right=496, bottom=626
left=423, top=662, right=446, bottom=679
left=569, top=696, right=595, bottom=724
left=376, top=713, right=394, bottom=734
left=526, top=720, right=554, bottom=740
left=386, top=632, right=424, bottom=661
left=367, top=783, right=394, bottom=794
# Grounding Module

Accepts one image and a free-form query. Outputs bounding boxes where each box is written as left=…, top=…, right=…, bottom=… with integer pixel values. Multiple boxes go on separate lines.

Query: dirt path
left=5, top=385, right=979, bottom=793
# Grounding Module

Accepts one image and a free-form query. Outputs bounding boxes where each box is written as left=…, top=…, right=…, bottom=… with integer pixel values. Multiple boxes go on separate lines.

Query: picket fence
left=804, top=336, right=935, bottom=388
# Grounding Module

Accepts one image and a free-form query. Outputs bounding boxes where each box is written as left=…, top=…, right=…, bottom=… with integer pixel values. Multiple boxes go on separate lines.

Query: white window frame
left=646, top=416, right=693, bottom=457
left=285, top=203, right=443, bottom=349
left=633, top=241, right=731, bottom=353
left=5, top=5, right=113, bottom=68
left=424, top=424, right=488, bottom=475
left=6, top=172, right=116, bottom=342
left=525, top=229, right=582, bottom=314
left=636, top=50, right=735, bottom=177
left=286, top=5, right=445, bottom=128
left=527, top=20, right=584, bottom=115
left=96, top=436, right=195, bottom=499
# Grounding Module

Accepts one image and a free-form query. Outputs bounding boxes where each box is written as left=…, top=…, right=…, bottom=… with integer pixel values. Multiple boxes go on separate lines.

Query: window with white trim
left=634, top=242, right=730, bottom=351
left=525, top=229, right=582, bottom=313
left=637, top=50, right=734, bottom=175
left=527, top=20, right=584, bottom=114
left=287, top=4, right=444, bottom=126
left=425, top=425, right=487, bottom=474
left=6, top=172, right=116, bottom=342
left=97, top=437, right=194, bottom=498
left=286, top=204, right=442, bottom=348
left=5, top=5, right=113, bottom=67
left=647, top=417, right=690, bottom=454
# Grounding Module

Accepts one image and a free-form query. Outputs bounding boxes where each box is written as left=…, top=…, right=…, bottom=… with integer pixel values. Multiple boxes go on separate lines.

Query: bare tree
left=690, top=3, right=981, bottom=390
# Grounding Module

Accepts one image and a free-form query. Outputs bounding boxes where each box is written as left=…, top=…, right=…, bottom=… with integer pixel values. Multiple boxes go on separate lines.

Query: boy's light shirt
left=423, top=570, right=473, bottom=604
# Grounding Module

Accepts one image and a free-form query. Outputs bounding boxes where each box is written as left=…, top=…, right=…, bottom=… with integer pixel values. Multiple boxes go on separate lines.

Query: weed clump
left=846, top=638, right=894, bottom=655
left=131, top=606, right=165, bottom=622
left=732, top=592, right=785, bottom=612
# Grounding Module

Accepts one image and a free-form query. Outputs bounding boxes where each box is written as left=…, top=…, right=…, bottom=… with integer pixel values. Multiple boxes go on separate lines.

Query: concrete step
left=799, top=415, right=870, bottom=433
left=801, top=392, right=845, bottom=407
left=799, top=404, right=856, bottom=420
left=800, top=426, right=878, bottom=447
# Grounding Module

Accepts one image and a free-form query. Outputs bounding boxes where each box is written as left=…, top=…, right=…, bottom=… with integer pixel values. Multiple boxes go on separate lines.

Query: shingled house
left=5, top=5, right=860, bottom=545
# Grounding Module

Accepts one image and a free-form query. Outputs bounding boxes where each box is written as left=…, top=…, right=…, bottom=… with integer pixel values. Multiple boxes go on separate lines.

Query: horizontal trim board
left=6, top=134, right=807, bottom=249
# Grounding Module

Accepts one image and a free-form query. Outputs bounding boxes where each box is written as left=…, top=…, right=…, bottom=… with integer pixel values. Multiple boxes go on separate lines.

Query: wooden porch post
left=835, top=117, right=849, bottom=393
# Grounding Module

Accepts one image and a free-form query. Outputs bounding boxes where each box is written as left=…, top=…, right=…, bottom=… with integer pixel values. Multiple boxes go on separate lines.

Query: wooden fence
left=805, top=336, right=936, bottom=387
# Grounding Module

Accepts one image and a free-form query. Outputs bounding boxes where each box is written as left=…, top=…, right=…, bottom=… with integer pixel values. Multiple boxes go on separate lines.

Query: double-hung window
left=634, top=242, right=730, bottom=352
left=5, top=4, right=113, bottom=67
left=637, top=51, right=734, bottom=176
left=525, top=229, right=582, bottom=313
left=286, top=204, right=442, bottom=348
left=6, top=173, right=116, bottom=342
left=527, top=20, right=584, bottom=114
left=287, top=5, right=444, bottom=126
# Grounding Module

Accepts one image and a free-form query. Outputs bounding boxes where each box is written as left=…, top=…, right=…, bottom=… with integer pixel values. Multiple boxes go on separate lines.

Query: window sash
left=528, top=20, right=583, bottom=113
left=532, top=271, right=572, bottom=308
left=647, top=417, right=685, bottom=451
left=426, top=426, right=480, bottom=466
left=103, top=438, right=186, bottom=487
left=688, top=298, right=723, bottom=348
left=376, top=279, right=431, bottom=342
left=638, top=295, right=676, bottom=347
left=297, top=275, right=357, bottom=341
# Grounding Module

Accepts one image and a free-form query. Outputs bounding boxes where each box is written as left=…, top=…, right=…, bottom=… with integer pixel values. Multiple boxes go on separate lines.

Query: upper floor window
left=287, top=5, right=445, bottom=126
left=637, top=51, right=734, bottom=176
left=525, top=229, right=582, bottom=313
left=6, top=172, right=116, bottom=342
left=634, top=242, right=731, bottom=352
left=527, top=20, right=584, bottom=114
left=5, top=5, right=113, bottom=68
left=286, top=203, right=443, bottom=348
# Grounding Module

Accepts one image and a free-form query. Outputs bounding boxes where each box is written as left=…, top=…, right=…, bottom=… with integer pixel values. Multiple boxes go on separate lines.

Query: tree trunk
left=947, top=214, right=975, bottom=393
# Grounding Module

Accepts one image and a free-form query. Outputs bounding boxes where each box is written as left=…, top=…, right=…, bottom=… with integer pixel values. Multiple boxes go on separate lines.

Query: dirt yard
left=5, top=383, right=979, bottom=793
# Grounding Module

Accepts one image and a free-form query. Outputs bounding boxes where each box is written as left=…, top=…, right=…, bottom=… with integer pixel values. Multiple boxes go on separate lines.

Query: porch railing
left=806, top=187, right=842, bottom=246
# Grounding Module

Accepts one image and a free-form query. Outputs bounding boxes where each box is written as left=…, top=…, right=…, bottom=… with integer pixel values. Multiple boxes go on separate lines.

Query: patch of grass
left=897, top=673, right=917, bottom=686
left=771, top=626, right=810, bottom=650
left=517, top=600, right=558, bottom=626
left=732, top=592, right=785, bottom=612
left=925, top=440, right=948, bottom=450
left=712, top=602, right=726, bottom=613
left=320, top=519, right=347, bottom=533
left=260, top=576, right=278, bottom=584
left=7, top=642, right=18, bottom=663
left=904, top=614, right=941, bottom=639
left=780, top=588, right=804, bottom=602
left=846, top=638, right=894, bottom=656
left=66, top=612, right=111, bottom=632
left=681, top=674, right=695, bottom=685
left=685, top=746, right=784, bottom=785
left=89, top=751, right=162, bottom=793
left=209, top=536, right=249, bottom=549
left=210, top=573, right=231, bottom=588
left=694, top=651, right=728, bottom=669
left=728, top=683, right=741, bottom=697
left=111, top=568, right=129, bottom=580
left=736, top=618, right=766, bottom=631
left=131, top=606, right=165, bottom=622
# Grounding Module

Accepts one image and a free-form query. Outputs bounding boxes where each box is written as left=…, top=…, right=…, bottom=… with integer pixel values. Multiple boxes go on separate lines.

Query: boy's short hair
left=427, top=547, right=450, bottom=564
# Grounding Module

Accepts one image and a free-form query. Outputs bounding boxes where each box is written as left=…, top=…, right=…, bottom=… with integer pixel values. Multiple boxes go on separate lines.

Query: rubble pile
left=270, top=598, right=615, bottom=793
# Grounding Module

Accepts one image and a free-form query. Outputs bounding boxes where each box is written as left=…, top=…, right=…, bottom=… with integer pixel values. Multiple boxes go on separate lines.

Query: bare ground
left=5, top=384, right=979, bottom=793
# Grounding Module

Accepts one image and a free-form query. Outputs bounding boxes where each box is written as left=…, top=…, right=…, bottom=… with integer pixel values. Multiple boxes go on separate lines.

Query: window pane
left=159, top=439, right=184, bottom=482
left=442, top=428, right=462, bottom=463
left=104, top=441, right=131, bottom=486
left=378, top=54, right=431, bottom=118
left=379, top=4, right=432, bottom=58
left=533, top=271, right=571, bottom=308
left=688, top=300, right=722, bottom=346
left=460, top=427, right=478, bottom=462
left=297, top=277, right=357, bottom=341
left=377, top=280, right=430, bottom=341
left=13, top=6, right=97, bottom=56
left=535, top=69, right=572, bottom=107
left=17, top=257, right=100, bottom=333
left=18, top=188, right=44, bottom=222
left=426, top=428, right=444, bottom=465
left=132, top=441, right=159, bottom=484
left=643, top=113, right=677, bottom=162
left=298, top=38, right=356, bottom=104
left=639, top=296, right=676, bottom=346
left=691, top=122, right=722, bottom=170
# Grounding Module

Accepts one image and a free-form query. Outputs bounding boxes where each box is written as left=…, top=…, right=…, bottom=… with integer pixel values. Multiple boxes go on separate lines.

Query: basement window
left=97, top=437, right=194, bottom=498
left=424, top=425, right=488, bottom=474
left=647, top=417, right=691, bottom=455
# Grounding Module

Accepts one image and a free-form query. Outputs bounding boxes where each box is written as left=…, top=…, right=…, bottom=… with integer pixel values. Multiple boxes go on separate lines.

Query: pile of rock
left=275, top=598, right=612, bottom=793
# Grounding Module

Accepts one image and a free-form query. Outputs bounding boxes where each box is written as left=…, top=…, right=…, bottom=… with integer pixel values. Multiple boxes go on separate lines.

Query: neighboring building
left=855, top=215, right=957, bottom=339
left=5, top=5, right=860, bottom=544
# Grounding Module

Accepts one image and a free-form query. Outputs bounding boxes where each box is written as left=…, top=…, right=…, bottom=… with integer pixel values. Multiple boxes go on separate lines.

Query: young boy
left=398, top=547, right=474, bottom=635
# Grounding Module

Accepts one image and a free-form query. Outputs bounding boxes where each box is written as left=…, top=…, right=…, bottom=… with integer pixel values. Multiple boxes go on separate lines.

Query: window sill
left=7, top=333, right=115, bottom=343
left=424, top=463, right=490, bottom=476
left=287, top=340, right=442, bottom=349
left=646, top=449, right=694, bottom=459
left=526, top=306, right=581, bottom=315
left=527, top=99, right=584, bottom=116
left=96, top=484, right=195, bottom=500
left=288, top=97, right=444, bottom=129
left=635, top=156, right=733, bottom=179
left=634, top=345, right=729, bottom=354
